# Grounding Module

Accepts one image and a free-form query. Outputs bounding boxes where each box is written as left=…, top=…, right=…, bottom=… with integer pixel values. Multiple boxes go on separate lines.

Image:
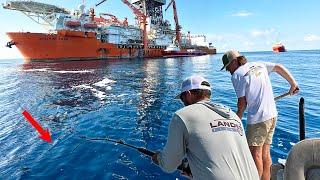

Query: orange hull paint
left=7, top=32, right=165, bottom=62
left=272, top=44, right=286, bottom=53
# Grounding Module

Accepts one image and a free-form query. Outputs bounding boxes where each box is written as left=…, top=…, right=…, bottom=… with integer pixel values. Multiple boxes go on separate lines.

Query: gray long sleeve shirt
left=157, top=101, right=259, bottom=180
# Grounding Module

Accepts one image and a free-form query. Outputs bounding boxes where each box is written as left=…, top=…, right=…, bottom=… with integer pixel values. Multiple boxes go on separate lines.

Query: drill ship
left=3, top=0, right=216, bottom=62
left=272, top=42, right=286, bottom=53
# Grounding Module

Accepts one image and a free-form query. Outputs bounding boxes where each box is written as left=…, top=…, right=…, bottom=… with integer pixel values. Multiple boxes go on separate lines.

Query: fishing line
left=79, top=136, right=155, bottom=156
left=79, top=136, right=192, bottom=175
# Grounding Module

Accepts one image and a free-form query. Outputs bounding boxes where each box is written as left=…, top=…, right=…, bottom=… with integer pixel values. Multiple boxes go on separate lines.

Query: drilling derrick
left=131, top=0, right=166, bottom=27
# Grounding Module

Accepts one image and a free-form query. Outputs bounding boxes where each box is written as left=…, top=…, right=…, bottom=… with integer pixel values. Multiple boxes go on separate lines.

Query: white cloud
left=304, top=34, right=320, bottom=41
left=205, top=30, right=287, bottom=52
left=265, top=40, right=272, bottom=45
left=244, top=41, right=255, bottom=47
left=206, top=34, right=224, bottom=41
left=251, top=28, right=276, bottom=38
left=231, top=11, right=252, bottom=17
left=206, top=33, right=246, bottom=43
left=206, top=33, right=256, bottom=52
left=205, top=30, right=319, bottom=52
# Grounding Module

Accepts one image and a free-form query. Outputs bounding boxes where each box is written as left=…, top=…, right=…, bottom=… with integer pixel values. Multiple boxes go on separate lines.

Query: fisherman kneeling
left=151, top=75, right=259, bottom=180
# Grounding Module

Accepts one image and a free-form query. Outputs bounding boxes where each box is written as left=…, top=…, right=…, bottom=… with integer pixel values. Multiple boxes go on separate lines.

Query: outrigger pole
left=274, top=92, right=305, bottom=140
left=299, top=97, right=305, bottom=141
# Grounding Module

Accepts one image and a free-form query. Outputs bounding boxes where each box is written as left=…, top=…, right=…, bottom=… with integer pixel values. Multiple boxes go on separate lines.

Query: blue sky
left=0, top=0, right=320, bottom=59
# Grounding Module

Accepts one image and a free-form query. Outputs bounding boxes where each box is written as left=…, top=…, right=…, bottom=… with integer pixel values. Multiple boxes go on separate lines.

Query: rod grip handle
left=138, top=148, right=155, bottom=156
left=177, top=158, right=192, bottom=176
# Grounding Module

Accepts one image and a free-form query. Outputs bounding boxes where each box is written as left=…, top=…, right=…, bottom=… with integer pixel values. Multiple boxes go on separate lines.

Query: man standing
left=152, top=75, right=259, bottom=180
left=221, top=50, right=299, bottom=180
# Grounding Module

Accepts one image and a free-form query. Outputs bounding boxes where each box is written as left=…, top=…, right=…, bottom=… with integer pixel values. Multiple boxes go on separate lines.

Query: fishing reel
left=177, top=158, right=192, bottom=177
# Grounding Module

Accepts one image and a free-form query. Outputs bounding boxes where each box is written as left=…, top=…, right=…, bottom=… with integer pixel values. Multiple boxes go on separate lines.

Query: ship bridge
left=2, top=0, right=70, bottom=26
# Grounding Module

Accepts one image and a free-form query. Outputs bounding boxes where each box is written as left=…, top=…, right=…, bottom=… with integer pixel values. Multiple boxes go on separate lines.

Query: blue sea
left=0, top=50, right=319, bottom=179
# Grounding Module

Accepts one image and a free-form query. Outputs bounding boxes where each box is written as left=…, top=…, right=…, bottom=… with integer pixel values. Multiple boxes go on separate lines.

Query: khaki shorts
left=247, top=117, right=277, bottom=146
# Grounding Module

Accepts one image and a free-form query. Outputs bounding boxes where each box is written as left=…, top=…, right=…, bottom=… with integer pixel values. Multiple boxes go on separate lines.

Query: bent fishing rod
left=274, top=88, right=299, bottom=101
left=274, top=92, right=291, bottom=101
left=80, top=136, right=155, bottom=156
left=79, top=136, right=191, bottom=174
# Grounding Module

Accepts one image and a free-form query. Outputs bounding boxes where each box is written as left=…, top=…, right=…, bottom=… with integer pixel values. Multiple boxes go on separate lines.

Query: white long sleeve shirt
left=157, top=101, right=259, bottom=180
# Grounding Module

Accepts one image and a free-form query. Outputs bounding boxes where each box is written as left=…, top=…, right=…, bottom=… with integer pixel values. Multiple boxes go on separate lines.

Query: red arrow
left=22, top=110, right=52, bottom=143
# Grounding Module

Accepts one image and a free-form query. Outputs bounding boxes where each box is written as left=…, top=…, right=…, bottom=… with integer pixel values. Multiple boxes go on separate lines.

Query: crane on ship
left=2, top=0, right=69, bottom=27
left=96, top=13, right=127, bottom=26
left=96, top=0, right=148, bottom=51
left=165, top=0, right=181, bottom=47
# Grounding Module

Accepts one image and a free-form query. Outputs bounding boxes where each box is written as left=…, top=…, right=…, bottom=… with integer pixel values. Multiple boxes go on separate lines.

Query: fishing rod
left=274, top=92, right=291, bottom=101
left=274, top=87, right=299, bottom=101
left=80, top=136, right=192, bottom=175
left=80, top=136, right=155, bottom=156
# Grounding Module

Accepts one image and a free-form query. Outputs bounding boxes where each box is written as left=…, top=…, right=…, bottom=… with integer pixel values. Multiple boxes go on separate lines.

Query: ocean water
left=0, top=50, right=319, bottom=179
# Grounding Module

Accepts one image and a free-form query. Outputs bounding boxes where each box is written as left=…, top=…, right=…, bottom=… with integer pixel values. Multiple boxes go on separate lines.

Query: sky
left=0, top=0, right=320, bottom=59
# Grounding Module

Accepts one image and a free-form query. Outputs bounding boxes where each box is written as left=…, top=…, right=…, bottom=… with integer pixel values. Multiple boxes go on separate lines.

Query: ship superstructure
left=272, top=42, right=286, bottom=53
left=3, top=0, right=215, bottom=61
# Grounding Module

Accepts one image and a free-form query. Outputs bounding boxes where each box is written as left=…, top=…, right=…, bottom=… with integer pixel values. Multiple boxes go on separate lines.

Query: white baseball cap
left=175, top=75, right=211, bottom=99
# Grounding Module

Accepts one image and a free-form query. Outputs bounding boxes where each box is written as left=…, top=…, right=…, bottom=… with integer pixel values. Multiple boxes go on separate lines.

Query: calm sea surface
left=0, top=50, right=319, bottom=179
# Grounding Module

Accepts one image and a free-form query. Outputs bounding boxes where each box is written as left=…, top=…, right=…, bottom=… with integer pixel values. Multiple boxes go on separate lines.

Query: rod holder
left=299, top=97, right=305, bottom=141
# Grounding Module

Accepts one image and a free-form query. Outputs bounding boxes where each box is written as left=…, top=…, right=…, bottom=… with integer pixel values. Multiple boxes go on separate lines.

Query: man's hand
left=152, top=154, right=193, bottom=178
left=236, top=96, right=247, bottom=119
left=181, top=170, right=192, bottom=179
left=178, top=158, right=193, bottom=178
left=151, top=152, right=160, bottom=165
left=289, top=85, right=299, bottom=95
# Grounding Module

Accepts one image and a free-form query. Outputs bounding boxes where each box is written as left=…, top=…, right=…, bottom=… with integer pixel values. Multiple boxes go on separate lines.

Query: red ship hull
left=7, top=31, right=165, bottom=62
left=272, top=44, right=286, bottom=53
